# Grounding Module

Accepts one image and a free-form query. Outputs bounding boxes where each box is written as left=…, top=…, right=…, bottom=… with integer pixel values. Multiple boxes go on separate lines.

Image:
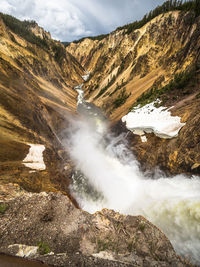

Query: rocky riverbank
left=0, top=183, right=192, bottom=267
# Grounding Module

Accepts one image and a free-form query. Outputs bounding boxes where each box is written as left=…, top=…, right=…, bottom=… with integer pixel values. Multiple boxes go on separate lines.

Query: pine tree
left=194, top=0, right=200, bottom=16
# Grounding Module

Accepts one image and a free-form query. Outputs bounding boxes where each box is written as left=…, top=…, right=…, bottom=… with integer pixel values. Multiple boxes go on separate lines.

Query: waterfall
left=64, top=85, right=200, bottom=264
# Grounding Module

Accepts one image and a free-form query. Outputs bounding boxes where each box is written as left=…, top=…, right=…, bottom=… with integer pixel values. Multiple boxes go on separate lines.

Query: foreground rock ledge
left=0, top=187, right=191, bottom=266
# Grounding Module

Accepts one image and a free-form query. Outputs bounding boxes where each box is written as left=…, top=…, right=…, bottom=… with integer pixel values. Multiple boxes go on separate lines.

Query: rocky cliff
left=0, top=183, right=191, bottom=267
left=67, top=11, right=199, bottom=121
left=0, top=14, right=85, bottom=195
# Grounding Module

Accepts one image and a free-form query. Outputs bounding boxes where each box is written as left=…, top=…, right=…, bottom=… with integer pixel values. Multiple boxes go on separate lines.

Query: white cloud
left=0, top=0, right=14, bottom=13
left=0, top=0, right=166, bottom=41
left=0, top=0, right=92, bottom=40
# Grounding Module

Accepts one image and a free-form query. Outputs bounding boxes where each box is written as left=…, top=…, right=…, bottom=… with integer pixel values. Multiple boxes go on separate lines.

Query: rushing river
left=66, top=84, right=200, bottom=264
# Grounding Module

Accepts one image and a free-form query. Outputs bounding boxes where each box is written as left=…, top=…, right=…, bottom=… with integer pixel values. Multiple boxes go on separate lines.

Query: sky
left=0, top=0, right=166, bottom=42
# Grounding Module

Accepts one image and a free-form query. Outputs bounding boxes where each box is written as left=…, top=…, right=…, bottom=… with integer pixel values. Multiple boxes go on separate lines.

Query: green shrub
left=109, top=80, right=127, bottom=96
left=0, top=203, right=8, bottom=214
left=38, top=242, right=50, bottom=255
left=52, top=44, right=66, bottom=64
left=138, top=222, right=146, bottom=232
left=95, top=75, right=117, bottom=99
left=62, top=41, right=70, bottom=47
left=132, top=67, right=197, bottom=108
left=97, top=239, right=109, bottom=252
left=72, top=33, right=108, bottom=44
left=127, top=241, right=134, bottom=252
left=113, top=88, right=130, bottom=108
left=95, top=55, right=107, bottom=72
left=96, top=238, right=115, bottom=252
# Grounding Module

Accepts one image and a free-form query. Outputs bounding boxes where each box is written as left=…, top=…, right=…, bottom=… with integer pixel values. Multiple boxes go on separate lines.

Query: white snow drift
left=122, top=101, right=185, bottom=139
left=23, top=144, right=46, bottom=171
left=82, top=72, right=90, bottom=82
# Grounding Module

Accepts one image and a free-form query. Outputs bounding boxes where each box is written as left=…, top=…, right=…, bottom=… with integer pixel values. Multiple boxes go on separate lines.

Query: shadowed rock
left=0, top=187, right=192, bottom=266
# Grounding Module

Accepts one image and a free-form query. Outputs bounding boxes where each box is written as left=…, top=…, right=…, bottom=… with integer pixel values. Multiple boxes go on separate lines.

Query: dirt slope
left=0, top=15, right=85, bottom=193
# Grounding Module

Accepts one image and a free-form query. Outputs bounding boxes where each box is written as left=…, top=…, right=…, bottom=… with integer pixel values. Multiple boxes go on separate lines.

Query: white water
left=82, top=72, right=90, bottom=82
left=66, top=88, right=200, bottom=264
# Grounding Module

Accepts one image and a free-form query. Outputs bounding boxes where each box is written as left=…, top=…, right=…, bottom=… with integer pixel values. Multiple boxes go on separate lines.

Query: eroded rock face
left=0, top=189, right=191, bottom=266
left=0, top=15, right=85, bottom=193
left=113, top=97, right=200, bottom=176
left=29, top=22, right=51, bottom=40
left=67, top=9, right=200, bottom=177
left=67, top=11, right=200, bottom=122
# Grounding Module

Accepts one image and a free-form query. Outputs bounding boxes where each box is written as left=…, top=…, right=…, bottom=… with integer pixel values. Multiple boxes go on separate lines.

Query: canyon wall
left=0, top=14, right=85, bottom=194
left=67, top=11, right=200, bottom=175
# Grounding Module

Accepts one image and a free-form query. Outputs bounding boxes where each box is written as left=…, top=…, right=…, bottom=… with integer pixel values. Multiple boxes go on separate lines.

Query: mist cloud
left=0, top=0, right=166, bottom=41
left=66, top=113, right=200, bottom=263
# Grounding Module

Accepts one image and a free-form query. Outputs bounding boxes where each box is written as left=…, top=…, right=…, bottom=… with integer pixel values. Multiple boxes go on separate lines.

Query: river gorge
left=67, top=82, right=200, bottom=264
left=0, top=4, right=200, bottom=266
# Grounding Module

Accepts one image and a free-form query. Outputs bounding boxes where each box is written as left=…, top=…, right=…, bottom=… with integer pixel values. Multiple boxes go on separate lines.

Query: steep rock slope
left=0, top=184, right=191, bottom=267
left=67, top=11, right=200, bottom=121
left=67, top=10, right=200, bottom=175
left=0, top=14, right=85, bottom=194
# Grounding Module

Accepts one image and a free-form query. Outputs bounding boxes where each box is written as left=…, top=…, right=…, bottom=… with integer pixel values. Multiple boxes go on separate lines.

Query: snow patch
left=8, top=244, right=38, bottom=257
left=82, top=72, right=90, bottom=81
left=92, top=251, right=115, bottom=261
left=29, top=170, right=36, bottom=173
left=122, top=102, right=185, bottom=139
left=23, top=144, right=46, bottom=171
left=141, top=135, right=147, bottom=142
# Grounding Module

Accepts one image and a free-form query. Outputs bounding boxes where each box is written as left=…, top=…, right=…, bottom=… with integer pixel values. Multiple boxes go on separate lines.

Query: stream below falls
left=66, top=84, right=200, bottom=265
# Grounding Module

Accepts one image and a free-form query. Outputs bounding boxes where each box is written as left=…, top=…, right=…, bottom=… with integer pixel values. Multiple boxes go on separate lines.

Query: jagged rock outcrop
left=0, top=184, right=191, bottom=267
left=29, top=21, right=51, bottom=40
left=67, top=11, right=200, bottom=121
left=0, top=14, right=85, bottom=194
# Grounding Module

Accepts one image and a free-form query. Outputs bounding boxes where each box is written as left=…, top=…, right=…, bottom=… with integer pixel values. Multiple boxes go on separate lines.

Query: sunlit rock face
left=0, top=14, right=85, bottom=193
left=67, top=11, right=200, bottom=122
left=67, top=10, right=200, bottom=176
left=29, top=22, right=51, bottom=40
